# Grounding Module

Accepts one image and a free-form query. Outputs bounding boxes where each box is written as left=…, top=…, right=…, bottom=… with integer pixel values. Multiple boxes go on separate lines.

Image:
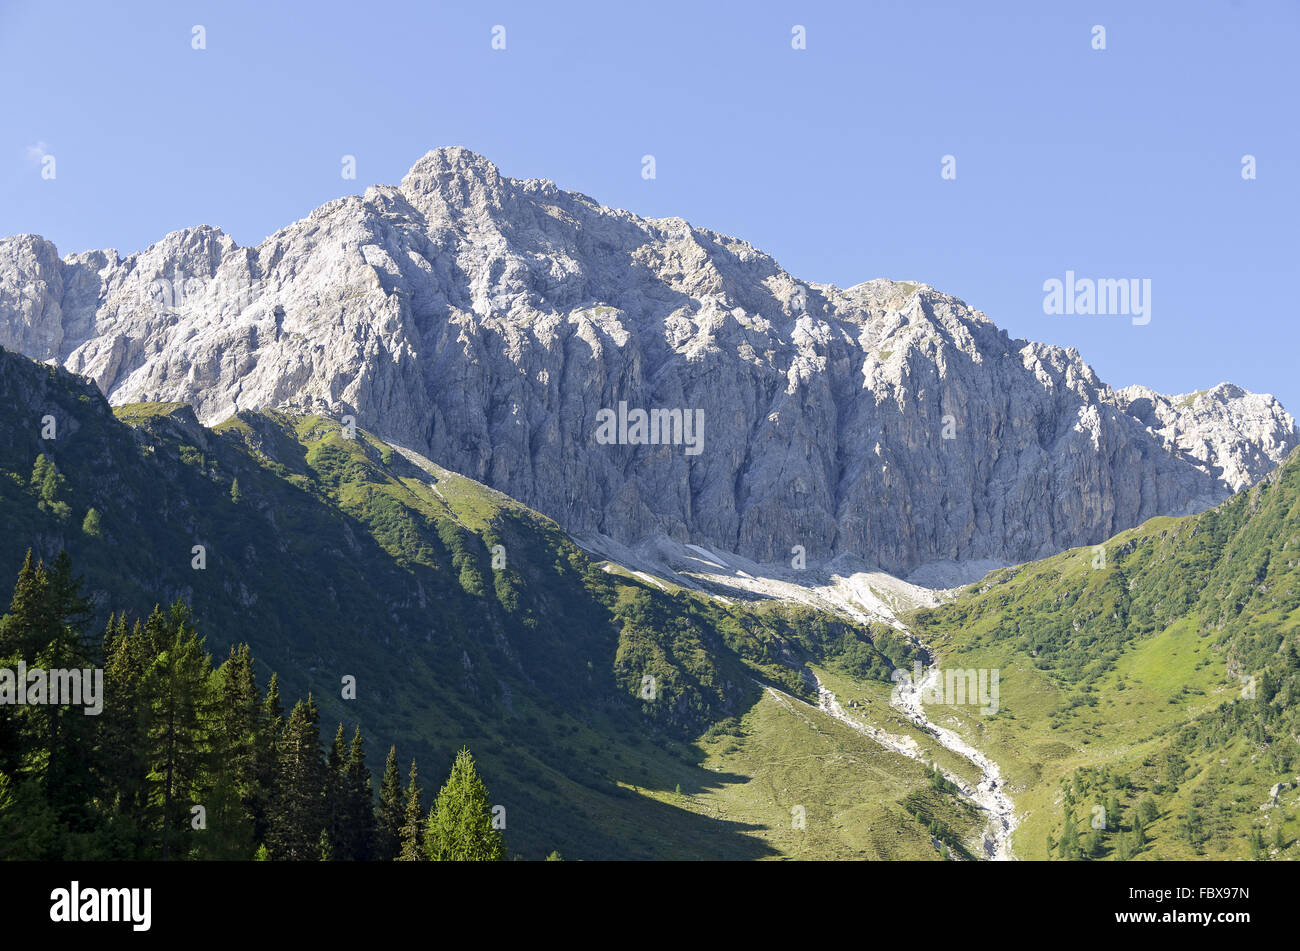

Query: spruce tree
left=30, top=554, right=97, bottom=827
left=81, top=507, right=102, bottom=536
left=0, top=554, right=48, bottom=807
left=0, top=550, right=52, bottom=662
left=253, top=672, right=284, bottom=845
left=46, top=552, right=93, bottom=648
left=207, top=644, right=260, bottom=857
left=214, top=646, right=259, bottom=804
left=30, top=455, right=70, bottom=519
left=325, top=723, right=348, bottom=858
left=424, top=748, right=505, bottom=861
left=397, top=760, right=425, bottom=861
left=343, top=726, right=376, bottom=861
left=141, top=602, right=213, bottom=859
left=1084, top=826, right=1105, bottom=859
left=100, top=614, right=152, bottom=852
left=1116, top=832, right=1132, bottom=861
left=1136, top=795, right=1158, bottom=826
left=266, top=696, right=325, bottom=860
left=263, top=673, right=284, bottom=724
left=376, top=745, right=403, bottom=861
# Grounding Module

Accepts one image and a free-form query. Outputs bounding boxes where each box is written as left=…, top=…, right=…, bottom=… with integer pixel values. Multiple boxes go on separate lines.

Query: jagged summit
left=399, top=146, right=509, bottom=213
left=1115, top=382, right=1294, bottom=491
left=0, top=148, right=1295, bottom=574
left=403, top=145, right=502, bottom=181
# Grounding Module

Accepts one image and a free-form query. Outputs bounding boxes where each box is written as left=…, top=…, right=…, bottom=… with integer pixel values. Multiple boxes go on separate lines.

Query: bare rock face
left=1114, top=383, right=1296, bottom=492
left=1, top=147, right=1295, bottom=574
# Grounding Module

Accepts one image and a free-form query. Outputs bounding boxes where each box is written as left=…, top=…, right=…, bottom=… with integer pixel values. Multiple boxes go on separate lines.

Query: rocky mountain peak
left=399, top=146, right=508, bottom=218
left=1, top=148, right=1295, bottom=575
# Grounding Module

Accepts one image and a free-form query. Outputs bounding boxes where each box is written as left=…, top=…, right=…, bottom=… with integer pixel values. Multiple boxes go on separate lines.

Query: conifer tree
left=253, top=672, right=284, bottom=844
left=376, top=745, right=403, bottom=861
left=1084, top=826, right=1105, bottom=859
left=397, top=760, right=425, bottom=861
left=0, top=553, right=47, bottom=797
left=100, top=614, right=151, bottom=851
left=0, top=550, right=52, bottom=663
left=28, top=454, right=52, bottom=495
left=343, top=726, right=376, bottom=861
left=30, top=455, right=70, bottom=519
left=20, top=553, right=98, bottom=826
left=207, top=644, right=260, bottom=857
left=325, top=723, right=348, bottom=857
left=1136, top=795, right=1158, bottom=826
left=81, top=507, right=102, bottom=537
left=267, top=696, right=325, bottom=860
left=46, top=552, right=93, bottom=650
left=141, top=602, right=213, bottom=859
left=425, top=748, right=505, bottom=861
left=214, top=646, right=259, bottom=806
left=1116, top=832, right=1132, bottom=861
left=263, top=673, right=284, bottom=724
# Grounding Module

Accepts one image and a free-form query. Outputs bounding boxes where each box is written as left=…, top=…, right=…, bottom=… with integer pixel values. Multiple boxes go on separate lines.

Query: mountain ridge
left=2, top=146, right=1295, bottom=576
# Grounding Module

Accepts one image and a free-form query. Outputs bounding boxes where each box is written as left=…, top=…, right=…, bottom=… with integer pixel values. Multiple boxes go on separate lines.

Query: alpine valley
left=1, top=149, right=1297, bottom=861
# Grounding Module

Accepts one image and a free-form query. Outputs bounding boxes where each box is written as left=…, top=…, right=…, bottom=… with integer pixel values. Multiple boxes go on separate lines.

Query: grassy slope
left=909, top=460, right=1300, bottom=860
left=681, top=688, right=983, bottom=859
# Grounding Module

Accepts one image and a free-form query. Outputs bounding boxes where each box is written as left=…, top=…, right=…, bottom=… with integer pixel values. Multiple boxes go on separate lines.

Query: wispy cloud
left=24, top=141, right=49, bottom=165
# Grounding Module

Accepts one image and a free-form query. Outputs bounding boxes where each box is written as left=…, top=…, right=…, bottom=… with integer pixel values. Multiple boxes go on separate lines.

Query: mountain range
left=2, top=147, right=1294, bottom=578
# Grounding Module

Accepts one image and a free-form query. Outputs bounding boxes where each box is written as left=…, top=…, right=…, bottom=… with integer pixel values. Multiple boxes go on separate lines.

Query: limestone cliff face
left=1, top=147, right=1294, bottom=574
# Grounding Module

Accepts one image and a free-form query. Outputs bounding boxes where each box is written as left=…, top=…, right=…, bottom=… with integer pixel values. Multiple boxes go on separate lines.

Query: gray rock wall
left=2, top=147, right=1294, bottom=574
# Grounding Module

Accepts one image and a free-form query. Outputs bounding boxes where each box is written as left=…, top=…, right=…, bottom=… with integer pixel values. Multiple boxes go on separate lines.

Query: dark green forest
left=0, top=550, right=505, bottom=861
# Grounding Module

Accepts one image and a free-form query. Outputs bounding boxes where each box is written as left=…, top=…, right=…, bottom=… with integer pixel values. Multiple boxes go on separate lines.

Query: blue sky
left=2, top=0, right=1297, bottom=410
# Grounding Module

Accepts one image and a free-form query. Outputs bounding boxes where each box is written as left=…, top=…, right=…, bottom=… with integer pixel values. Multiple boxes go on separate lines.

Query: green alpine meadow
left=908, top=448, right=1300, bottom=860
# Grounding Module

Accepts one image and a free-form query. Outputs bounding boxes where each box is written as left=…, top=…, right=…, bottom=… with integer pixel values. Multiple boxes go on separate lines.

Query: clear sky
left=2, top=0, right=1296, bottom=410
